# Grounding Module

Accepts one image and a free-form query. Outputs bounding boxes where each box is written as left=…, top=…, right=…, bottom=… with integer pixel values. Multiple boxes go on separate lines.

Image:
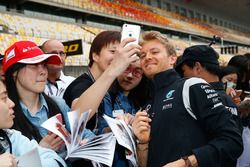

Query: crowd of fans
left=0, top=29, right=249, bottom=167
left=0, top=0, right=250, bottom=166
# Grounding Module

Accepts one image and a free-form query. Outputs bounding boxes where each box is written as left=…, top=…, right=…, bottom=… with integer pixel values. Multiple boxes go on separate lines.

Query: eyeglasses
left=46, top=51, right=66, bottom=57
left=123, top=66, right=143, bottom=78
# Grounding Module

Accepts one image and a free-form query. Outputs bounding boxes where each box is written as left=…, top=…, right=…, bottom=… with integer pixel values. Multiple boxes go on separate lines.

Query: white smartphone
left=121, top=24, right=141, bottom=47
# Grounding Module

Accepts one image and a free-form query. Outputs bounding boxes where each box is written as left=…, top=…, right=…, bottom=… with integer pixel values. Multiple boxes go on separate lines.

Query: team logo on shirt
left=163, top=90, right=175, bottom=102
left=162, top=90, right=175, bottom=110
left=162, top=103, right=172, bottom=110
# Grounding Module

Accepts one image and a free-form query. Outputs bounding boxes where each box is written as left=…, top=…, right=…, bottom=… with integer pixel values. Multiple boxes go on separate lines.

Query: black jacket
left=63, top=72, right=98, bottom=131
left=210, top=82, right=238, bottom=116
left=147, top=69, right=243, bottom=167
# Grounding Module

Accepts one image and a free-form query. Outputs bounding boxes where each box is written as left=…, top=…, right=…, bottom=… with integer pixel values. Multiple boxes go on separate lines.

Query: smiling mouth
left=145, top=63, right=155, bottom=68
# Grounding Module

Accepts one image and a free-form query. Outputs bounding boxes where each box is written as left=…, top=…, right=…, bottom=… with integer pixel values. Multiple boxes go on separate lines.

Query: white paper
left=103, top=115, right=138, bottom=167
left=41, top=110, right=116, bottom=167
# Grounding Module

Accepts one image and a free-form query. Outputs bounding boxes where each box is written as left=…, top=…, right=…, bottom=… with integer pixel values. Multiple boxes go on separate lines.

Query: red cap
left=3, top=41, right=62, bottom=72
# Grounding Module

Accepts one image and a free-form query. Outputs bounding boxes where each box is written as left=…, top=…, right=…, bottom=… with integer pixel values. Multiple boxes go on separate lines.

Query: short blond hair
left=140, top=31, right=176, bottom=56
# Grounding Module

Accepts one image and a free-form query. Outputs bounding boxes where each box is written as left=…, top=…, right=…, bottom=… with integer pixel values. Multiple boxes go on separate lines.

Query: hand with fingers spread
left=0, top=153, right=17, bottom=167
left=132, top=111, right=151, bottom=144
left=108, top=37, right=141, bottom=77
left=39, top=133, right=64, bottom=151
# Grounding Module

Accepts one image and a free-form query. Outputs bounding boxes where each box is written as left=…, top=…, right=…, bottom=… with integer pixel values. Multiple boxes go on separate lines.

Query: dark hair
left=204, top=63, right=221, bottom=76
left=228, top=55, right=250, bottom=90
left=176, top=60, right=195, bottom=77
left=109, top=75, right=151, bottom=111
left=244, top=53, right=250, bottom=60
left=174, top=55, right=183, bottom=76
left=178, top=59, right=221, bottom=77
left=88, top=31, right=121, bottom=67
left=219, top=65, right=239, bottom=80
left=5, top=63, right=65, bottom=142
left=228, top=55, right=249, bottom=72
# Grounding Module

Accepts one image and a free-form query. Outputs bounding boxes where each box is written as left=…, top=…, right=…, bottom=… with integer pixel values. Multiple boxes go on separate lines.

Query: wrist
left=182, top=155, right=198, bottom=167
left=136, top=142, right=148, bottom=151
left=182, top=156, right=193, bottom=167
left=105, top=65, right=120, bottom=78
left=136, top=139, right=148, bottom=144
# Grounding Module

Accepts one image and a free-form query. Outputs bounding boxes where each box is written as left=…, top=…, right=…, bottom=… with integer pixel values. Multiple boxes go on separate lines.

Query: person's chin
left=5, top=121, right=14, bottom=129
left=123, top=87, right=132, bottom=92
left=36, top=87, right=46, bottom=93
left=144, top=69, right=156, bottom=77
left=143, top=73, right=153, bottom=80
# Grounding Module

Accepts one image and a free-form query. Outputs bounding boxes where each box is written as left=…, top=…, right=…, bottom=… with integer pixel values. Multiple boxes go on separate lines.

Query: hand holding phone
left=235, top=89, right=242, bottom=97
left=121, top=24, right=141, bottom=47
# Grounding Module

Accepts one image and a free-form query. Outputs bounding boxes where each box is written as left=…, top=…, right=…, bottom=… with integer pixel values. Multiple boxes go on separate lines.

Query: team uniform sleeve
left=188, top=82, right=243, bottom=167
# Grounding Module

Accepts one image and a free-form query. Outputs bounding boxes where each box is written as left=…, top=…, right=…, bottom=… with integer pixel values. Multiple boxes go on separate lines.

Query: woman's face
left=117, top=60, right=143, bottom=95
left=94, top=42, right=119, bottom=72
left=0, top=81, right=15, bottom=129
left=222, top=73, right=238, bottom=83
left=15, top=62, right=48, bottom=94
left=222, top=73, right=238, bottom=88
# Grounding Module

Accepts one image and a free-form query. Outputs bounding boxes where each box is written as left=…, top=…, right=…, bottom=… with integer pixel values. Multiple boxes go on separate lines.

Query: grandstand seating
left=1, top=0, right=250, bottom=66
left=0, top=13, right=103, bottom=41
left=0, top=33, right=46, bottom=52
left=42, top=0, right=250, bottom=45
left=0, top=12, right=103, bottom=66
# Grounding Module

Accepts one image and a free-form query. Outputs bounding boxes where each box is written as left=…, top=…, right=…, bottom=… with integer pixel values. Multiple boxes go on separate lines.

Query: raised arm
left=72, top=38, right=141, bottom=119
